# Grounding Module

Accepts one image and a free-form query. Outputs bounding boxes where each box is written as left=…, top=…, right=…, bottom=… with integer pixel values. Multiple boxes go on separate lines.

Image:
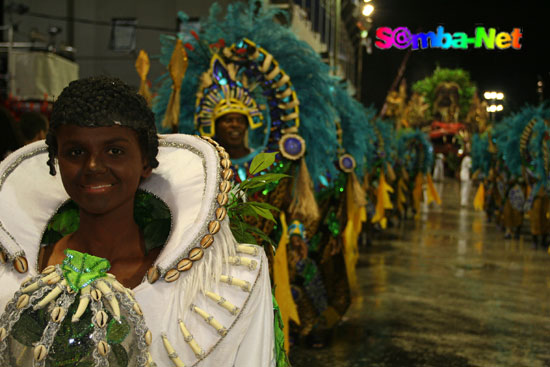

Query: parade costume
left=288, top=83, right=372, bottom=345
left=151, top=1, right=363, bottom=355
left=369, top=119, right=397, bottom=228
left=0, top=135, right=274, bottom=366
left=396, top=129, right=440, bottom=220
left=471, top=133, right=492, bottom=212
left=511, top=105, right=550, bottom=246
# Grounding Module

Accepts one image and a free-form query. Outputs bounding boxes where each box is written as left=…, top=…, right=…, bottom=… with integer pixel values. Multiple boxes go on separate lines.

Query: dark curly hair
left=46, top=75, right=159, bottom=175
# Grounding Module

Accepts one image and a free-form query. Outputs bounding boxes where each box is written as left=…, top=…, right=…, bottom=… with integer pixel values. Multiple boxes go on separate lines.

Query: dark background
left=361, top=0, right=547, bottom=116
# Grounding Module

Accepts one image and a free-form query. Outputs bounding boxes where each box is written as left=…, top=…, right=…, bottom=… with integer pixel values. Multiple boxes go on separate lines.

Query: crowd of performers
left=0, top=2, right=444, bottom=366
left=471, top=104, right=550, bottom=249
left=148, top=1, right=441, bottom=361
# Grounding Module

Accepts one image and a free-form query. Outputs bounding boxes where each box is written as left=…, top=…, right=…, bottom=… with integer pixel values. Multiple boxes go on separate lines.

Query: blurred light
left=496, top=104, right=503, bottom=111
left=361, top=30, right=368, bottom=38
left=484, top=91, right=504, bottom=100
left=362, top=4, right=374, bottom=16
left=458, top=149, right=464, bottom=155
left=363, top=0, right=372, bottom=2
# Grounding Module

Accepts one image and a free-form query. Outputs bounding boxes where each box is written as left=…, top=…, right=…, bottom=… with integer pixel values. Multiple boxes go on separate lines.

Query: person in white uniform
left=460, top=154, right=473, bottom=207
left=0, top=76, right=274, bottom=366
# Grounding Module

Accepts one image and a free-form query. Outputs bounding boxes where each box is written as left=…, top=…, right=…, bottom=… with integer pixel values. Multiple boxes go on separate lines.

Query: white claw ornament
left=0, top=249, right=153, bottom=366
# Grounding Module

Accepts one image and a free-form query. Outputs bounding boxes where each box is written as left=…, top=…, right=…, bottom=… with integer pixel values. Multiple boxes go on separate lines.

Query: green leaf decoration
left=41, top=191, right=171, bottom=255
left=248, top=202, right=276, bottom=222
left=143, top=219, right=171, bottom=254
left=245, top=201, right=280, bottom=212
left=272, top=295, right=291, bottom=367
left=239, top=173, right=289, bottom=190
left=230, top=222, right=259, bottom=244
left=106, top=317, right=131, bottom=345
left=249, top=152, right=278, bottom=175
left=108, top=344, right=129, bottom=367
left=62, top=250, right=111, bottom=292
left=10, top=308, right=48, bottom=346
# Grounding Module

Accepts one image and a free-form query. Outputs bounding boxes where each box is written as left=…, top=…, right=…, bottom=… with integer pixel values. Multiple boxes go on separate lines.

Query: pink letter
left=375, top=27, right=394, bottom=49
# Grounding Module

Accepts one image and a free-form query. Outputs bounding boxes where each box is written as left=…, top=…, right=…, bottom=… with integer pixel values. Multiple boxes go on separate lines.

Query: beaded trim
left=159, top=136, right=235, bottom=283
left=0, top=145, right=47, bottom=265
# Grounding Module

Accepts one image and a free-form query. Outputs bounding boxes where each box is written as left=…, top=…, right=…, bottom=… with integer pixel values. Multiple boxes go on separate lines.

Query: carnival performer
left=460, top=153, right=472, bottom=207
left=396, top=129, right=440, bottom=219
left=151, top=1, right=352, bottom=355
left=433, top=153, right=445, bottom=182
left=513, top=105, right=550, bottom=248
left=0, top=76, right=275, bottom=366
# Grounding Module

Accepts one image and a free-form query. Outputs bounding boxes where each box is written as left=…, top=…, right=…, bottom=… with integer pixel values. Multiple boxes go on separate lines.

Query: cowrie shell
left=217, top=193, right=228, bottom=206
left=219, top=180, right=231, bottom=193
left=222, top=169, right=234, bottom=181
left=16, top=294, right=29, bottom=309
left=91, top=289, right=102, bottom=301
left=14, top=256, right=28, bottom=273
left=95, top=311, right=108, bottom=328
left=208, top=220, right=220, bottom=235
left=200, top=234, right=214, bottom=249
left=189, top=248, right=204, bottom=262
left=177, top=258, right=193, bottom=272
left=164, top=269, right=180, bottom=283
left=220, top=158, right=232, bottom=169
left=51, top=307, right=65, bottom=323
left=34, top=345, right=47, bottom=361
left=219, top=151, right=230, bottom=160
left=216, top=207, right=227, bottom=221
left=0, top=327, right=7, bottom=342
left=98, top=340, right=110, bottom=356
left=145, top=330, right=152, bottom=346
left=147, top=267, right=160, bottom=284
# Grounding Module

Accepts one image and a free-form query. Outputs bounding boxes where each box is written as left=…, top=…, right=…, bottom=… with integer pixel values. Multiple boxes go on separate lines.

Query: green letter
left=452, top=32, right=469, bottom=49
left=475, top=27, right=496, bottom=49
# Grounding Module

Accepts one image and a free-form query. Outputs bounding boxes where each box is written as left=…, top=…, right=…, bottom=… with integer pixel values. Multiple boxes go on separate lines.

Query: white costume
left=460, top=155, right=472, bottom=207
left=433, top=153, right=445, bottom=182
left=0, top=135, right=274, bottom=366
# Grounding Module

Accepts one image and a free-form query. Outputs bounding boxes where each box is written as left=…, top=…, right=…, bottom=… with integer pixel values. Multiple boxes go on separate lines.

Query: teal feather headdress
left=370, top=118, right=397, bottom=173
left=152, top=0, right=340, bottom=186
left=396, top=129, right=434, bottom=176
left=330, top=81, right=375, bottom=179
left=471, top=133, right=492, bottom=178
left=499, top=104, right=550, bottom=178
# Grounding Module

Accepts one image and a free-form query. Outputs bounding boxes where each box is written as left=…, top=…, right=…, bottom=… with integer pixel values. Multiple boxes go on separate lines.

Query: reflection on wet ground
left=290, top=179, right=550, bottom=367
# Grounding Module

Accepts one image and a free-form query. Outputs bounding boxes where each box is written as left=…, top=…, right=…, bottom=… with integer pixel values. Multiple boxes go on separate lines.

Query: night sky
left=361, top=0, right=547, bottom=116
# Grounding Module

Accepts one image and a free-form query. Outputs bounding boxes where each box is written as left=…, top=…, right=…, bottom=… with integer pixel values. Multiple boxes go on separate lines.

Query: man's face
left=56, top=125, right=152, bottom=215
left=215, top=113, right=248, bottom=149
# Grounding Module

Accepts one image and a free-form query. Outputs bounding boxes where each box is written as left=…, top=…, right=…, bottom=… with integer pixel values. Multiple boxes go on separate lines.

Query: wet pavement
left=290, top=179, right=550, bottom=367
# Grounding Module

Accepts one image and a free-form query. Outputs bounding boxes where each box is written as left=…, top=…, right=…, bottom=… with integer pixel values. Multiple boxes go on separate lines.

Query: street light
left=362, top=4, right=374, bottom=16
left=483, top=90, right=505, bottom=121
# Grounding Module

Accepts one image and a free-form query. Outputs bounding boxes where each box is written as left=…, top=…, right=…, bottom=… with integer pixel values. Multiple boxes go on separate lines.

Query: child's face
left=55, top=125, right=152, bottom=215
